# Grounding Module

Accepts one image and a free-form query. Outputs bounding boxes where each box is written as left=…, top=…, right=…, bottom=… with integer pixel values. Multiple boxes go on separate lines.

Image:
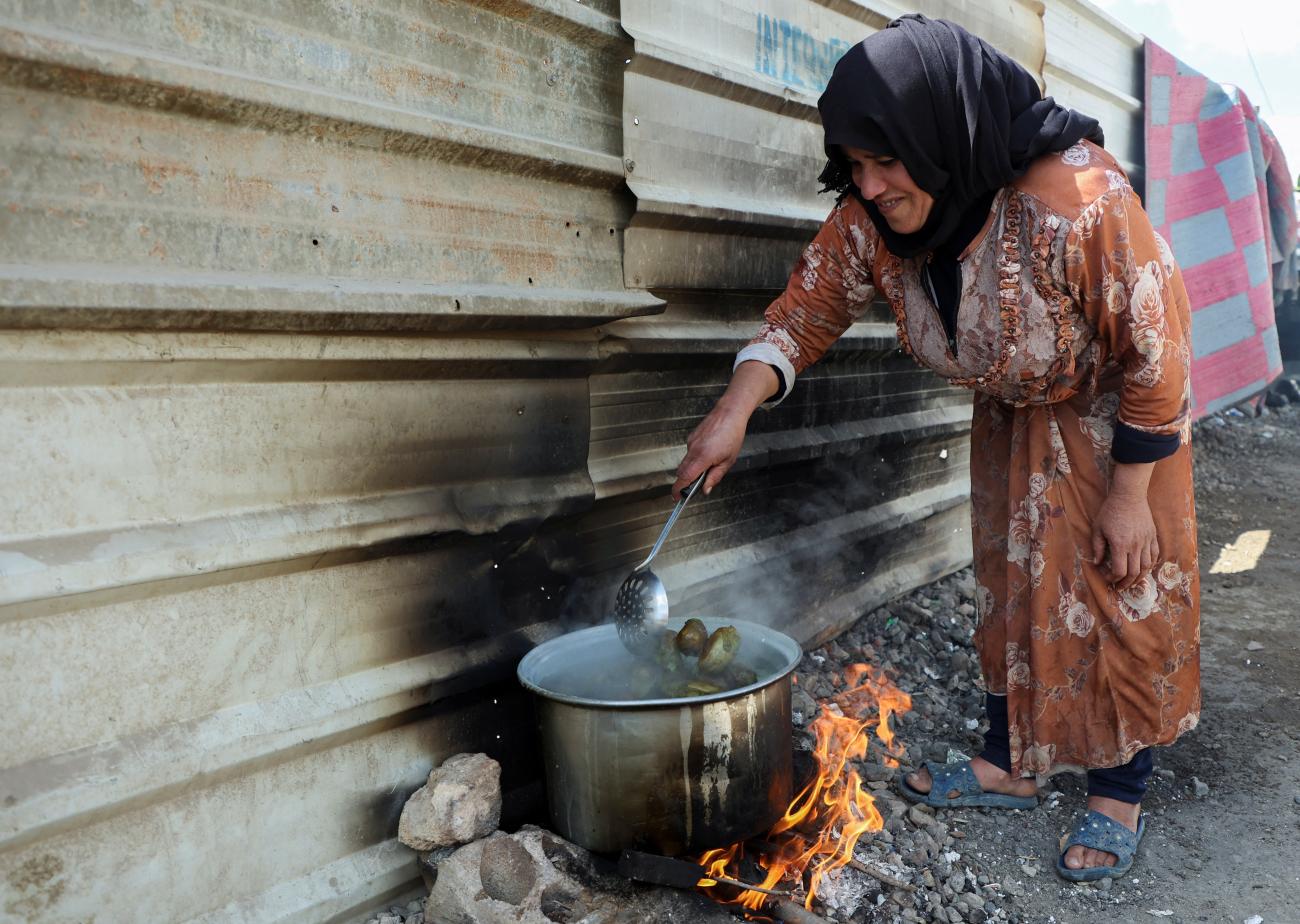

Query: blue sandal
left=1055, top=810, right=1146, bottom=882
left=896, top=759, right=1038, bottom=810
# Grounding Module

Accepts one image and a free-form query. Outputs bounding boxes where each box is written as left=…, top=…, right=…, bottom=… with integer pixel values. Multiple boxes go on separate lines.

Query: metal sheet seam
left=184, top=839, right=416, bottom=924
left=1047, top=0, right=1142, bottom=45
left=0, top=22, right=628, bottom=185
left=0, top=268, right=665, bottom=333
left=622, top=188, right=827, bottom=233
left=0, top=477, right=594, bottom=609
left=1042, top=58, right=1141, bottom=112
left=660, top=478, right=972, bottom=603
left=588, top=402, right=973, bottom=497
left=0, top=622, right=562, bottom=854
left=458, top=0, right=627, bottom=44
left=594, top=320, right=903, bottom=354
left=806, top=0, right=897, bottom=32
left=0, top=327, right=602, bottom=371
left=626, top=36, right=822, bottom=117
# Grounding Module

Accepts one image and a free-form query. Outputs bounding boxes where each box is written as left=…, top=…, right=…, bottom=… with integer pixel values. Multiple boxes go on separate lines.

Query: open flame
left=696, top=663, right=911, bottom=914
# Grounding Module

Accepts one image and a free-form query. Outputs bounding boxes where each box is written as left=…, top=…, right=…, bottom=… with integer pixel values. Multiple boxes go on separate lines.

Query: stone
left=791, top=688, right=818, bottom=726
left=1245, top=640, right=1265, bottom=651
left=858, top=760, right=895, bottom=783
left=376, top=916, right=400, bottom=924
left=1276, top=377, right=1300, bottom=403
left=1096, top=877, right=1112, bottom=893
left=425, top=827, right=737, bottom=924
left=480, top=837, right=537, bottom=905
left=1192, top=777, right=1210, bottom=798
left=416, top=845, right=457, bottom=890
left=909, top=805, right=935, bottom=829
left=399, top=753, right=502, bottom=850
left=538, top=884, right=587, bottom=923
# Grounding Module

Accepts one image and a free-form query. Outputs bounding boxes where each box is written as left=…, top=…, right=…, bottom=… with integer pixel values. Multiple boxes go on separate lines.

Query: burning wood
left=695, top=663, right=912, bottom=916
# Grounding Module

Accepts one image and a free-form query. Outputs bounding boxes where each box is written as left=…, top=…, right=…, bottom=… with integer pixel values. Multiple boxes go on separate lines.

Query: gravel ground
left=365, top=383, right=1300, bottom=924
left=785, top=384, right=1300, bottom=924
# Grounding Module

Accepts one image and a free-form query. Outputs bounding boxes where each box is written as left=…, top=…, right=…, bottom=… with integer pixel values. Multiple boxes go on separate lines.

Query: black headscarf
left=817, top=14, right=1103, bottom=259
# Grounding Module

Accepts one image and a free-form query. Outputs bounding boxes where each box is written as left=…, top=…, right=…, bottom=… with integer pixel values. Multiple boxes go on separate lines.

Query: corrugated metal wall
left=1043, top=0, right=1145, bottom=186
left=1, top=1, right=642, bottom=920
left=0, top=1, right=1145, bottom=921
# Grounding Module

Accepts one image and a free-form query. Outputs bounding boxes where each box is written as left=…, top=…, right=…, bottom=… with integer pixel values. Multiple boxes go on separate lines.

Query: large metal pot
left=517, top=618, right=801, bottom=855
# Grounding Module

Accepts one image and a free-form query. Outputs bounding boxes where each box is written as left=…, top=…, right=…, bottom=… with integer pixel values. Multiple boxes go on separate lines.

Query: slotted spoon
left=613, top=473, right=706, bottom=656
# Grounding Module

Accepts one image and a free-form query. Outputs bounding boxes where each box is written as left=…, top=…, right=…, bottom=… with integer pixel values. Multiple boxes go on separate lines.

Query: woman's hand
left=673, top=402, right=750, bottom=498
left=671, top=361, right=780, bottom=499
left=1090, top=462, right=1158, bottom=590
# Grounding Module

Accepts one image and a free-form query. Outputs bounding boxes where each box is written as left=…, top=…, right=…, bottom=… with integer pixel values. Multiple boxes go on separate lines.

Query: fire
left=696, top=663, right=911, bottom=914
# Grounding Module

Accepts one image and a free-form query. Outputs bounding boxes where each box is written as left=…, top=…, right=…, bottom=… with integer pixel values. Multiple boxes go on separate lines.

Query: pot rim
left=517, top=617, right=802, bottom=709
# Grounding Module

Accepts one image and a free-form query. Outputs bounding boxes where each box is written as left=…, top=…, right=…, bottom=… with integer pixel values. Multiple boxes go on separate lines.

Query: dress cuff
left=734, top=343, right=795, bottom=406
left=1111, top=421, right=1181, bottom=463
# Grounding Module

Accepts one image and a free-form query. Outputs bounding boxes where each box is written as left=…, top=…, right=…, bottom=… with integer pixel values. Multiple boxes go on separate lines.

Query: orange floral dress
left=737, top=141, right=1200, bottom=775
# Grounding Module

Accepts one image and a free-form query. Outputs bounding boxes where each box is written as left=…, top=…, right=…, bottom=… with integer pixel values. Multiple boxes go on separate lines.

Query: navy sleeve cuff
left=1112, top=421, right=1180, bottom=463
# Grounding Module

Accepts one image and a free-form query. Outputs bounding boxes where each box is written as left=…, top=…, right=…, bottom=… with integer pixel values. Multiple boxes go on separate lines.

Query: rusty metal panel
left=0, top=0, right=641, bottom=921
left=619, top=0, right=1047, bottom=290
left=1043, top=0, right=1145, bottom=185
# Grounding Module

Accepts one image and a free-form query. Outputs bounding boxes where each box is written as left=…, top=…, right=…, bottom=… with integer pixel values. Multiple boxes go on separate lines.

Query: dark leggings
left=977, top=693, right=1153, bottom=804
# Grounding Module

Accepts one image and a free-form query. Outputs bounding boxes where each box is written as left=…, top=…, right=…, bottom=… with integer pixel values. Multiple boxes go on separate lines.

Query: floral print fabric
left=747, top=141, right=1199, bottom=775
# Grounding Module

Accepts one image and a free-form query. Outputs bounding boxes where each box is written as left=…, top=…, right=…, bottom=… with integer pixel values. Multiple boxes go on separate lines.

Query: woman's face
left=842, top=145, right=935, bottom=234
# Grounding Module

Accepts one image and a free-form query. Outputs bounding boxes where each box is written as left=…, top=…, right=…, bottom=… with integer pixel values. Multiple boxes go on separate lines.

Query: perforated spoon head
left=614, top=567, right=669, bottom=657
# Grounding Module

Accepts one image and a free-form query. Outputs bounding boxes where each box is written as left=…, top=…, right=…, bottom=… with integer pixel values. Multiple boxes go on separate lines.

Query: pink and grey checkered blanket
left=1144, top=39, right=1288, bottom=416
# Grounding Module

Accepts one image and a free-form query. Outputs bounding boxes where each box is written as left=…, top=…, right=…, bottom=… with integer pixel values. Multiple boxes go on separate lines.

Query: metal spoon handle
left=636, top=473, right=706, bottom=571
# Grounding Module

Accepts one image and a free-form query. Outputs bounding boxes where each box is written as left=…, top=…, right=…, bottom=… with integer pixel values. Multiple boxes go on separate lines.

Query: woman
left=673, top=15, right=1199, bottom=882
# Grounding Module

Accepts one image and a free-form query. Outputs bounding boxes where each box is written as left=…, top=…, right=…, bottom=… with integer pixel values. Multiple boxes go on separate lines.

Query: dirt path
left=950, top=401, right=1300, bottom=924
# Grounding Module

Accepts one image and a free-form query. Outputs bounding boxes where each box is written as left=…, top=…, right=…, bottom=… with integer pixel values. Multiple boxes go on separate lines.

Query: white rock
left=398, top=752, right=502, bottom=850
left=1244, top=916, right=1264, bottom=924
